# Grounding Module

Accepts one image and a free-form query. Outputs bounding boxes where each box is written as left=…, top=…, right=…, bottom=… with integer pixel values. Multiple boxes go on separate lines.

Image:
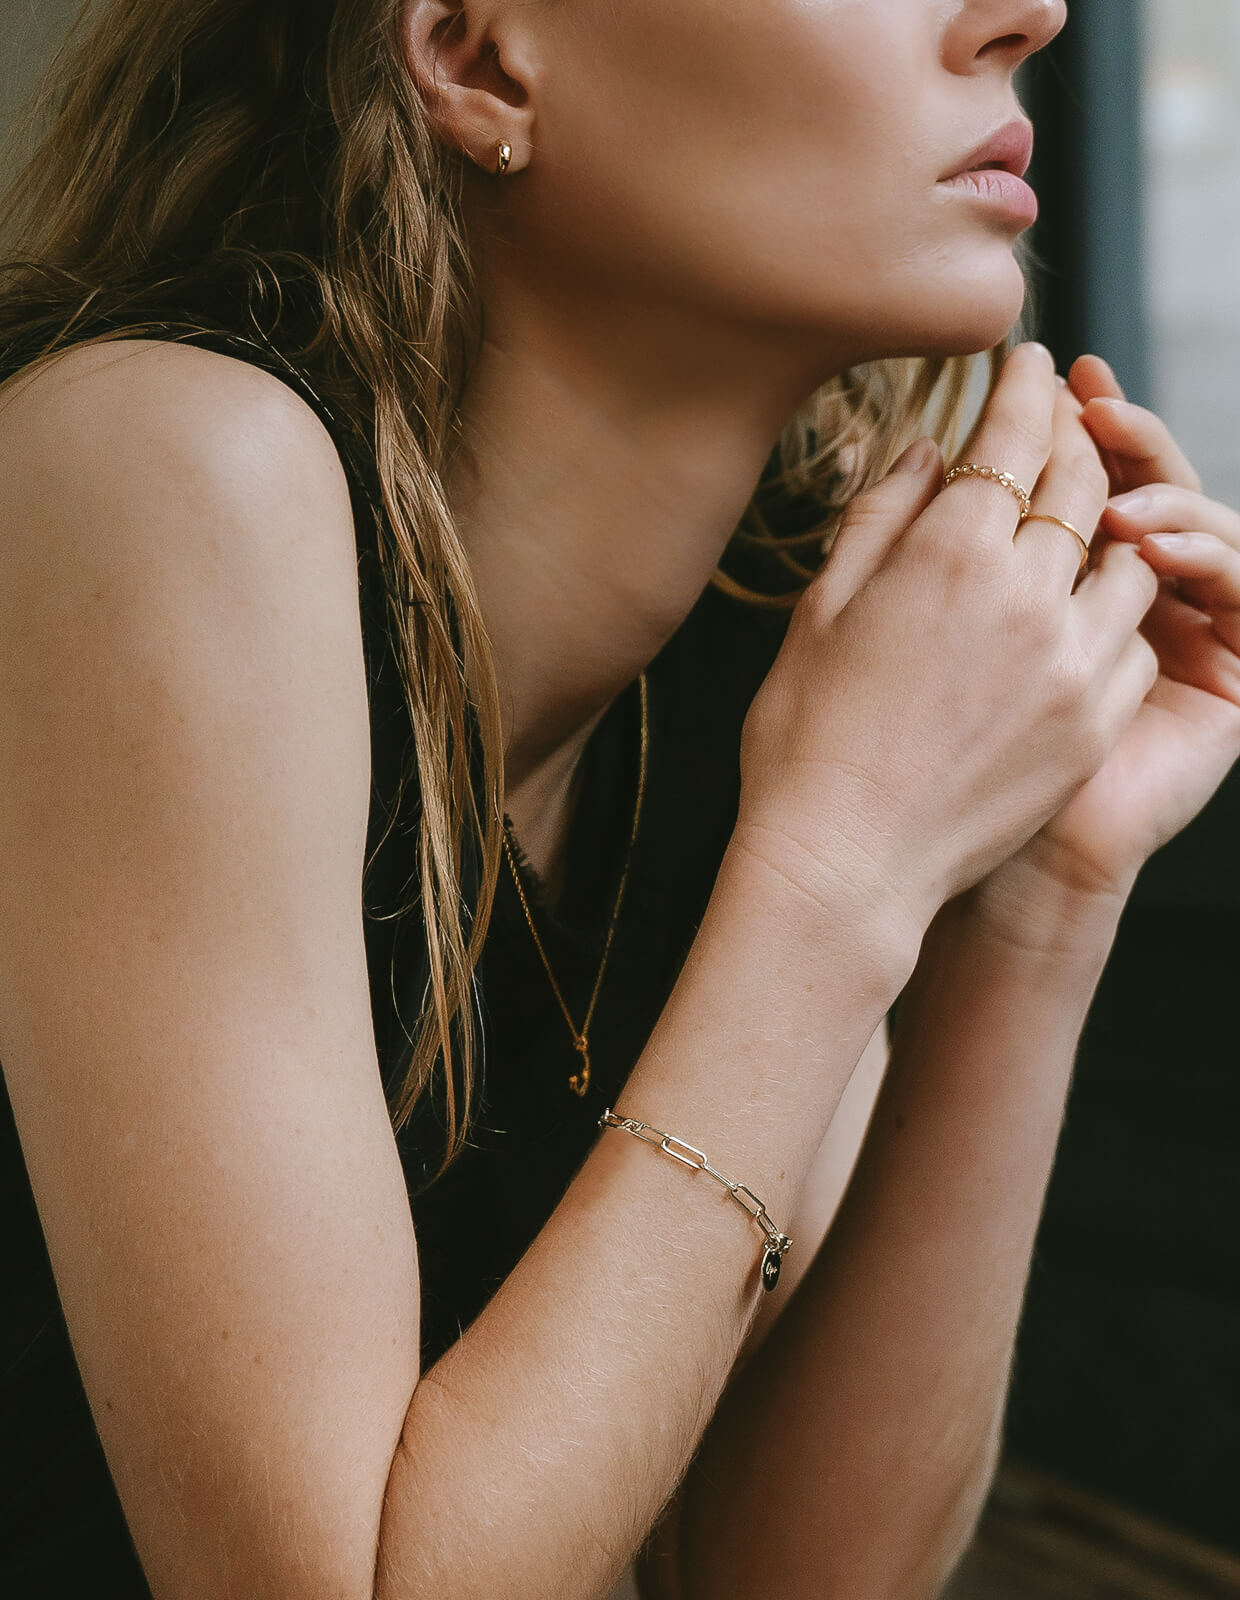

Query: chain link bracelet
left=598, top=1108, right=793, bottom=1292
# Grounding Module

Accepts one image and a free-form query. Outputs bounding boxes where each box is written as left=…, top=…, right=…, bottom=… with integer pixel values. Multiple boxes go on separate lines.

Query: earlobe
left=400, top=0, right=536, bottom=176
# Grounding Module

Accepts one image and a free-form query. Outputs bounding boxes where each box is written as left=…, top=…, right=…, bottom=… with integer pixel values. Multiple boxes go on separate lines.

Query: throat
left=503, top=752, right=590, bottom=911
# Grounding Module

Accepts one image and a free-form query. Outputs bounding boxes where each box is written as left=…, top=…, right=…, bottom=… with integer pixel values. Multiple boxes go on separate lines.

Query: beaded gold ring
left=943, top=462, right=1033, bottom=521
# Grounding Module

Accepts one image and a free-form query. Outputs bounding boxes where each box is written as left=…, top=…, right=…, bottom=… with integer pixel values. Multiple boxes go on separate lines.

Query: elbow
left=843, top=1432, right=1007, bottom=1600
left=908, top=1426, right=1005, bottom=1600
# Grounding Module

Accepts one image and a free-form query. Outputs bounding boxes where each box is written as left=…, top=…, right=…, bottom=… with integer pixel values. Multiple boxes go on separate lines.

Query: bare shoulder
left=0, top=334, right=356, bottom=570
left=0, top=331, right=340, bottom=434
left=0, top=336, right=417, bottom=1595
left=0, top=332, right=371, bottom=826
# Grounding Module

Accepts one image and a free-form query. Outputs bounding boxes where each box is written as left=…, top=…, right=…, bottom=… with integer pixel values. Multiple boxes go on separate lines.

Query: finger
left=939, top=342, right=1056, bottom=547
left=1079, top=397, right=1202, bottom=494
left=1094, top=630, right=1161, bottom=749
left=1054, top=374, right=1085, bottom=417
left=1014, top=383, right=1109, bottom=591
left=1068, top=354, right=1126, bottom=406
left=1140, top=590, right=1240, bottom=705
left=1103, top=485, right=1240, bottom=552
left=1070, top=537, right=1161, bottom=670
left=1139, top=532, right=1240, bottom=653
left=814, top=438, right=943, bottom=616
left=1065, top=357, right=1132, bottom=493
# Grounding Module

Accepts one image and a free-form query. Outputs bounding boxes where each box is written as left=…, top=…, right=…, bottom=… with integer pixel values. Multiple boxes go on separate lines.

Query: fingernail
left=1027, top=342, right=1055, bottom=367
left=1144, top=532, right=1193, bottom=551
left=891, top=437, right=937, bottom=475
left=1108, top=488, right=1155, bottom=514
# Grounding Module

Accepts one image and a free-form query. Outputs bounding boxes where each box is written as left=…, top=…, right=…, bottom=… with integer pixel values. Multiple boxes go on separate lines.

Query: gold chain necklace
left=501, top=673, right=649, bottom=1098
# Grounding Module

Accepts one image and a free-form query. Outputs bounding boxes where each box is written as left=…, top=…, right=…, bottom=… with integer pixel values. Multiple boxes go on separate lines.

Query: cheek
left=534, top=0, right=923, bottom=290
left=528, top=0, right=1023, bottom=353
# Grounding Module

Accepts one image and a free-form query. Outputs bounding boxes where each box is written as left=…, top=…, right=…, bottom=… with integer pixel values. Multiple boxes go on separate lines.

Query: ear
left=400, top=0, right=538, bottom=176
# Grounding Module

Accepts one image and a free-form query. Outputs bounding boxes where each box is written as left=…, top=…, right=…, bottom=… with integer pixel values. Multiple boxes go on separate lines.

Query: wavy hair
left=0, top=0, right=1004, bottom=1185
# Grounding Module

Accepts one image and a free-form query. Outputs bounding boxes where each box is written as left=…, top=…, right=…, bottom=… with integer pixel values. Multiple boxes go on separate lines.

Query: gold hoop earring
left=495, top=141, right=513, bottom=176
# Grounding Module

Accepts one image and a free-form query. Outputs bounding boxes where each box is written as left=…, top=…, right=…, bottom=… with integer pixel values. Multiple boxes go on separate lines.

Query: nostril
left=979, top=33, right=1031, bottom=59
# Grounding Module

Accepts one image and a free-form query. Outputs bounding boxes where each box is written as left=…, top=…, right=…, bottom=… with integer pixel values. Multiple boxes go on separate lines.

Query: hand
left=736, top=344, right=1159, bottom=945
left=973, top=356, right=1240, bottom=916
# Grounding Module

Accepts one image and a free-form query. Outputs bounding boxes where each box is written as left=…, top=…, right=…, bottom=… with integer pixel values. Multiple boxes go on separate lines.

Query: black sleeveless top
left=0, top=313, right=794, bottom=1594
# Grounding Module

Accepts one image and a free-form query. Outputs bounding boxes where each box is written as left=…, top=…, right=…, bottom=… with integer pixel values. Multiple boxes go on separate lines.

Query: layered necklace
left=501, top=673, right=649, bottom=1098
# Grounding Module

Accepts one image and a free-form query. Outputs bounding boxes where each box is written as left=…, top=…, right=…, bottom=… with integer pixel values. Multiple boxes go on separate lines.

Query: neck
left=446, top=278, right=843, bottom=797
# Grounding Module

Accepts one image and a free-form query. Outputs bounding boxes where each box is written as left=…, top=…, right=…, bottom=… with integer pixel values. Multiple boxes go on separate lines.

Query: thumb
left=814, top=437, right=943, bottom=616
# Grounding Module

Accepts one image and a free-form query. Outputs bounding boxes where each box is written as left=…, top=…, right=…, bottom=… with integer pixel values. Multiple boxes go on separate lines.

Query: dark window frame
left=1022, top=1, right=1151, bottom=406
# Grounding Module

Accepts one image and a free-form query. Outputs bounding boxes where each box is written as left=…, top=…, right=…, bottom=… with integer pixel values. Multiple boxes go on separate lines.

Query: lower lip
left=939, top=169, right=1039, bottom=227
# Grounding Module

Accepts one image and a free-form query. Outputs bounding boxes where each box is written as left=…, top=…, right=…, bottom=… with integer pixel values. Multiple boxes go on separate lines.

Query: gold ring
left=1019, top=512, right=1091, bottom=581
left=943, top=463, right=1032, bottom=520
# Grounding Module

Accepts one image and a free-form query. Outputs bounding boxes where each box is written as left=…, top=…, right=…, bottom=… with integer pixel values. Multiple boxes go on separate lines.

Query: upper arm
left=0, top=341, right=420, bottom=1599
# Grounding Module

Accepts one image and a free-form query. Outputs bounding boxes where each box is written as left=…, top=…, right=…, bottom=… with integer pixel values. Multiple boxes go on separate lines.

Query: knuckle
left=1069, top=449, right=1110, bottom=506
left=912, top=504, right=982, bottom=582
left=791, top=578, right=832, bottom=634
left=999, top=579, right=1038, bottom=634
left=794, top=557, right=858, bottom=632
left=1069, top=689, right=1112, bottom=769
left=1047, top=643, right=1093, bottom=713
left=943, top=519, right=993, bottom=575
left=837, top=487, right=889, bottom=534
left=1137, top=635, right=1161, bottom=694
left=928, top=543, right=976, bottom=593
left=1077, top=714, right=1111, bottom=777
left=1001, top=565, right=1056, bottom=635
left=1045, top=425, right=1108, bottom=503
left=990, top=406, right=1050, bottom=464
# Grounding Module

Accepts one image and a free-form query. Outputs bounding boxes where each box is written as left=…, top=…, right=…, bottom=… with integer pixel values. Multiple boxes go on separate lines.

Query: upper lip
left=940, top=118, right=1034, bottom=182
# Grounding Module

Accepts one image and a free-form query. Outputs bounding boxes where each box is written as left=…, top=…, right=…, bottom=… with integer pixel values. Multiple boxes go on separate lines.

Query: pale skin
left=640, top=371, right=1240, bottom=1600
left=2, top=4, right=1240, bottom=1600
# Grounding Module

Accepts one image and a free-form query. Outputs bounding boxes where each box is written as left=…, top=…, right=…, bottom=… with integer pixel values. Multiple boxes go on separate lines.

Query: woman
left=0, top=0, right=1237, bottom=1595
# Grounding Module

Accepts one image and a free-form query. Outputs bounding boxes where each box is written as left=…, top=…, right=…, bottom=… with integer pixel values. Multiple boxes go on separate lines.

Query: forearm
left=374, top=845, right=915, bottom=1600
left=674, top=881, right=1126, bottom=1600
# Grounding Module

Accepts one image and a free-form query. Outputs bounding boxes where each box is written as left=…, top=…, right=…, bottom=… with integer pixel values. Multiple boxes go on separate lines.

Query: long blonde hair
left=0, top=0, right=1001, bottom=1185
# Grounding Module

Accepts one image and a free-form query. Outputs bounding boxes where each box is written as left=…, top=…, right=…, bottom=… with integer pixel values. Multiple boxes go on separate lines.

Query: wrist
left=952, top=848, right=1130, bottom=965
left=721, top=821, right=923, bottom=1001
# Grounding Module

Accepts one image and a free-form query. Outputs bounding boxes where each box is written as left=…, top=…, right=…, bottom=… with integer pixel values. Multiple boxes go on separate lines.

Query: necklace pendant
left=569, top=1037, right=591, bottom=1098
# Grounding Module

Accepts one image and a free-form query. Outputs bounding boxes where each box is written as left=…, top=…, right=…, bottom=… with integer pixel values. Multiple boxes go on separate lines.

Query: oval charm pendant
left=761, top=1246, right=782, bottom=1293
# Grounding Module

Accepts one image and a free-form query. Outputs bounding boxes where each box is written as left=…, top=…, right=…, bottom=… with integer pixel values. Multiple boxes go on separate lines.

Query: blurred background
left=951, top=3, right=1240, bottom=1593
left=3, top=1, right=1239, bottom=1594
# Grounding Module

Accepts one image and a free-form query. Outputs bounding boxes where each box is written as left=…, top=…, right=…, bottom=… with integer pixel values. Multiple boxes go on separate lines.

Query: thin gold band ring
left=1019, top=512, right=1092, bottom=581
left=943, top=464, right=1091, bottom=582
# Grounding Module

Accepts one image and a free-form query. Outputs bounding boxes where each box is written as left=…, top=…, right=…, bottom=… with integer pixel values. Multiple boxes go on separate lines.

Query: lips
left=940, top=119, right=1035, bottom=183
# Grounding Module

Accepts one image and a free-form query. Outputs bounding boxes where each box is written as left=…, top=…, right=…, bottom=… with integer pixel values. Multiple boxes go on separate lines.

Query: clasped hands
left=967, top=350, right=1240, bottom=942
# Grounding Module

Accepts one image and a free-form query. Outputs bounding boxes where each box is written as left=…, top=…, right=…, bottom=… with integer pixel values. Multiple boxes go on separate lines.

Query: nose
left=944, top=0, right=1068, bottom=75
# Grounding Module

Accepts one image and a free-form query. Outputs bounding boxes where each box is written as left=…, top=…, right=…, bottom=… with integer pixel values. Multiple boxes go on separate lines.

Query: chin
left=880, top=255, right=1030, bottom=360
